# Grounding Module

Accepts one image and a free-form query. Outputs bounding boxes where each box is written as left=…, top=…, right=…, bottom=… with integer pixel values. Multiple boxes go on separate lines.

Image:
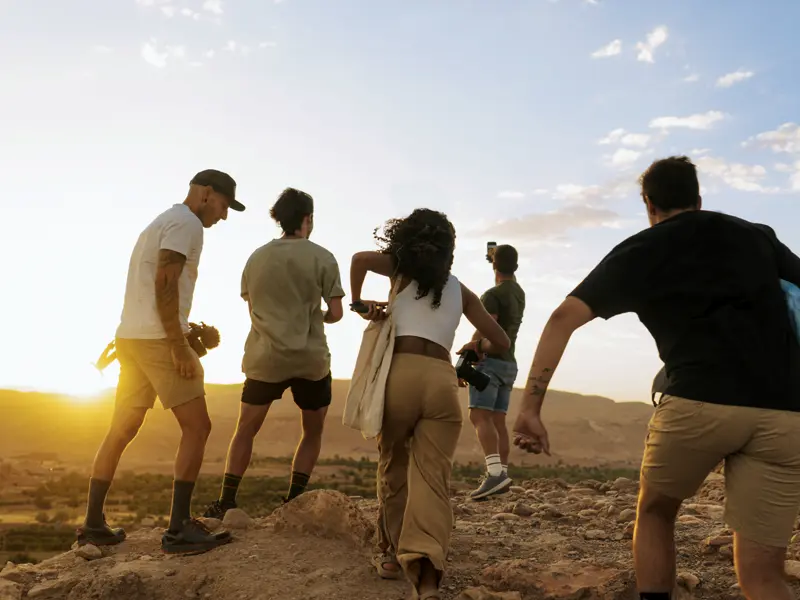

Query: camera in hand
left=455, top=349, right=491, bottom=392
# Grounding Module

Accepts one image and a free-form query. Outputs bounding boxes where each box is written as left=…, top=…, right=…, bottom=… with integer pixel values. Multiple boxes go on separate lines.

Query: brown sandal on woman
left=372, top=552, right=402, bottom=580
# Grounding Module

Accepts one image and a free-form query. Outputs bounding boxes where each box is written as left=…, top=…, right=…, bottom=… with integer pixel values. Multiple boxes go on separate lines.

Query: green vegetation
left=0, top=456, right=638, bottom=561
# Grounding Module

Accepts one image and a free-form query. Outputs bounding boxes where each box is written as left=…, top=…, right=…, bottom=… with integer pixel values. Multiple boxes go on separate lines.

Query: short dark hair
left=493, top=244, right=518, bottom=275
left=639, top=156, right=700, bottom=212
left=269, top=188, right=313, bottom=234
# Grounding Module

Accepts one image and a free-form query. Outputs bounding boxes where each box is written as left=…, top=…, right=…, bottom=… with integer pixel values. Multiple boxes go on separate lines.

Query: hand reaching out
left=512, top=408, right=551, bottom=456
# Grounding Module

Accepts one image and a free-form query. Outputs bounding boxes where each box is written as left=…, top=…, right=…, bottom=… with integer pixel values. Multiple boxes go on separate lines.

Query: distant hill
left=0, top=382, right=654, bottom=473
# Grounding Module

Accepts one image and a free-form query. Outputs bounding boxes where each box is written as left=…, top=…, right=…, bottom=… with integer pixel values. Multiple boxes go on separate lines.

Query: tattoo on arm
left=527, top=367, right=553, bottom=398
left=155, top=249, right=187, bottom=345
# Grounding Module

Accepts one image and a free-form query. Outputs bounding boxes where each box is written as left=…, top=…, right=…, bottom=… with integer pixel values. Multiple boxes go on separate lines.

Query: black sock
left=219, top=473, right=242, bottom=505
left=640, top=593, right=670, bottom=600
left=168, top=480, right=195, bottom=533
left=85, top=478, right=111, bottom=528
left=286, top=471, right=310, bottom=501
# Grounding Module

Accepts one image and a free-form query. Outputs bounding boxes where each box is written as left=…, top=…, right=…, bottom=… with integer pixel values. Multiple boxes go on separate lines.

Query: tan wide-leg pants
left=376, top=353, right=463, bottom=587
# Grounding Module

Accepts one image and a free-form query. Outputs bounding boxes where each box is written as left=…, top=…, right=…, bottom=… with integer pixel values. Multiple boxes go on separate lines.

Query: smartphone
left=350, top=301, right=387, bottom=314
left=486, top=241, right=497, bottom=263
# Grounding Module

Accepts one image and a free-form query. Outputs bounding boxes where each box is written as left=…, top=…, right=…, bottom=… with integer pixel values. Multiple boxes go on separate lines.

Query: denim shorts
left=467, top=357, right=518, bottom=414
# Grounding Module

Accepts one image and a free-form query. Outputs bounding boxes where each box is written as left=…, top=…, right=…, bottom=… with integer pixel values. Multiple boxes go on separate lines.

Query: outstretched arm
left=520, top=296, right=595, bottom=414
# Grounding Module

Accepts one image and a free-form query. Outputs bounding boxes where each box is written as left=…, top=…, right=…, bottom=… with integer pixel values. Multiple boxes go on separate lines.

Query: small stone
left=165, top=569, right=178, bottom=576
left=74, top=544, right=102, bottom=560
left=678, top=515, right=705, bottom=525
left=719, top=545, right=733, bottom=559
left=785, top=560, right=800, bottom=581
left=623, top=521, right=635, bottom=539
left=511, top=503, right=535, bottom=517
left=583, top=529, right=608, bottom=540
left=139, top=555, right=154, bottom=561
left=612, top=477, right=636, bottom=491
left=509, top=486, right=526, bottom=494
left=706, top=535, right=734, bottom=547
left=492, top=513, right=521, bottom=522
left=618, top=508, right=636, bottom=522
left=470, top=550, right=490, bottom=561
left=677, top=572, right=701, bottom=591
left=578, top=509, right=598, bottom=518
left=222, top=508, right=254, bottom=529
left=457, top=587, right=522, bottom=600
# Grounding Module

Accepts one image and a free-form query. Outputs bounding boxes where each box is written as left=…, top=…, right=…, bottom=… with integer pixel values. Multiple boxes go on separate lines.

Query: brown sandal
left=372, top=553, right=402, bottom=580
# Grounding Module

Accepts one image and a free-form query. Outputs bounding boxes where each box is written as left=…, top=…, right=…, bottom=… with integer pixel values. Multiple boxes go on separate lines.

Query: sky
left=1, top=0, right=799, bottom=403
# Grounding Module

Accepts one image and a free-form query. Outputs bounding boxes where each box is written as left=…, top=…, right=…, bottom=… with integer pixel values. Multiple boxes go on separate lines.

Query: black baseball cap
left=190, top=169, right=245, bottom=212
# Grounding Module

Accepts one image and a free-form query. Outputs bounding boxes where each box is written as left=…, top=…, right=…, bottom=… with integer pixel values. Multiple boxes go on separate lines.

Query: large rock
left=271, top=489, right=376, bottom=547
left=0, top=580, right=22, bottom=600
left=481, top=559, right=636, bottom=599
left=457, top=587, right=522, bottom=600
left=74, top=544, right=103, bottom=560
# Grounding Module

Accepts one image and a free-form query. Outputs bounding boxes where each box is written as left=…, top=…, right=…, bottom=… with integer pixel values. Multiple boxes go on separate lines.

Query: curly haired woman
left=350, top=208, right=510, bottom=599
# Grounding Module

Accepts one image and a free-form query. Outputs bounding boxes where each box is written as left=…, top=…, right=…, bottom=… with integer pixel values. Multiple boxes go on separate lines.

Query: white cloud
left=181, top=7, right=200, bottom=19
left=696, top=155, right=776, bottom=193
left=92, top=45, right=113, bottom=53
left=202, top=0, right=223, bottom=14
left=743, top=123, right=800, bottom=154
left=649, top=110, right=725, bottom=131
left=591, top=39, right=622, bottom=59
left=140, top=39, right=186, bottom=68
left=716, top=69, right=755, bottom=88
left=135, top=0, right=170, bottom=5
left=775, top=163, right=794, bottom=173
left=684, top=73, right=699, bottom=83
left=483, top=205, right=623, bottom=241
left=189, top=61, right=203, bottom=68
left=532, top=189, right=549, bottom=195
left=599, top=128, right=651, bottom=148
left=259, top=41, right=278, bottom=49
left=205, top=50, right=216, bottom=58
left=610, top=148, right=642, bottom=167
left=636, top=26, right=668, bottom=63
left=690, top=148, right=711, bottom=156
left=497, top=190, right=526, bottom=200
left=160, top=5, right=176, bottom=17
left=224, top=40, right=251, bottom=56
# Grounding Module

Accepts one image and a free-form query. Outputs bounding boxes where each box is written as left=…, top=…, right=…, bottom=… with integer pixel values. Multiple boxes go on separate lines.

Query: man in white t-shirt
left=77, top=169, right=245, bottom=555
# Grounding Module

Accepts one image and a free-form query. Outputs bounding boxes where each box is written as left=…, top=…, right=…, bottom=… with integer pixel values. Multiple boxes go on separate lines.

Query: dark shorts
left=241, top=373, right=332, bottom=411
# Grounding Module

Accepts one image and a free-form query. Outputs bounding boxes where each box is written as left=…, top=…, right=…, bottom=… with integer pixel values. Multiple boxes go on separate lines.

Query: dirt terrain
left=4, top=474, right=800, bottom=600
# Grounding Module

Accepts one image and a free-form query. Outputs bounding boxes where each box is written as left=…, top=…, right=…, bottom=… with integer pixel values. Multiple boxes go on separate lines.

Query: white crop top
left=392, top=274, right=463, bottom=352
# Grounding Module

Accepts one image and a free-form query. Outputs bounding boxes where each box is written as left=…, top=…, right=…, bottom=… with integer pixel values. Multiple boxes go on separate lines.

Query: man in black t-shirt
left=511, top=156, right=800, bottom=600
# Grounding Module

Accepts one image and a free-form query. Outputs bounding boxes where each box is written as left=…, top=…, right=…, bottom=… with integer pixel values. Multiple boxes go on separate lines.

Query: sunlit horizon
left=2, top=0, right=799, bottom=405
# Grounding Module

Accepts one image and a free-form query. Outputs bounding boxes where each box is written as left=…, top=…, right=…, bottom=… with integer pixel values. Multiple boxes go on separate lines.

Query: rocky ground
left=3, top=475, right=800, bottom=600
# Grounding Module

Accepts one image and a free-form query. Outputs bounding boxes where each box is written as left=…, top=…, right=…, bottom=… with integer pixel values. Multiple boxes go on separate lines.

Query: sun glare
left=62, top=363, right=118, bottom=403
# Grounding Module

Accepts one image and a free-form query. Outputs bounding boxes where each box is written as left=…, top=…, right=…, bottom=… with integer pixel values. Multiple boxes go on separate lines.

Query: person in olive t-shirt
left=204, top=188, right=345, bottom=519
left=465, top=244, right=526, bottom=500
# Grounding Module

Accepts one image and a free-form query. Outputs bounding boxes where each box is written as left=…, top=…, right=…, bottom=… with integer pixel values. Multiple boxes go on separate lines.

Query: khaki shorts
left=642, top=395, right=800, bottom=547
left=115, top=338, right=205, bottom=410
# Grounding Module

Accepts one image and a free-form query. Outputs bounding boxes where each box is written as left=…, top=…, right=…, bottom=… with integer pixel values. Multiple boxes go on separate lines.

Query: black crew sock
left=219, top=473, right=242, bottom=505
left=286, top=471, right=311, bottom=501
left=168, top=480, right=196, bottom=533
left=85, top=478, right=112, bottom=529
left=640, top=593, right=670, bottom=600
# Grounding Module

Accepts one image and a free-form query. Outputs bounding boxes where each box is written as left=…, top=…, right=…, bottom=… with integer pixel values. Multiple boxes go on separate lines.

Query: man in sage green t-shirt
left=204, top=188, right=345, bottom=519
left=466, top=244, right=525, bottom=500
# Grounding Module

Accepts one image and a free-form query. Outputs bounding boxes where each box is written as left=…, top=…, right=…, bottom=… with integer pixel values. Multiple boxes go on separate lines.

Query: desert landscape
left=3, top=382, right=789, bottom=599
